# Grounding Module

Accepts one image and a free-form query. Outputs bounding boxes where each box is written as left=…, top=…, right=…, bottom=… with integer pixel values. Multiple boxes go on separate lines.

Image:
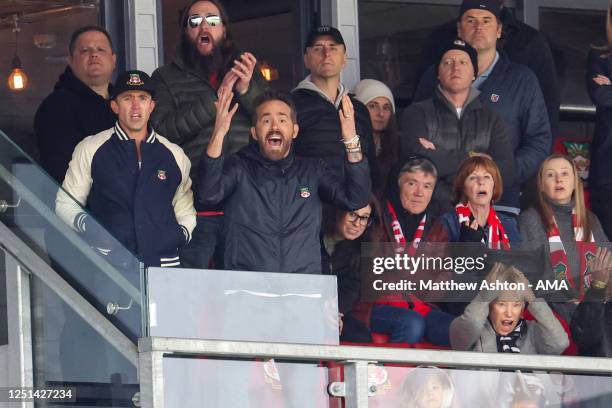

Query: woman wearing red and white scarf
left=519, top=154, right=612, bottom=322
left=429, top=155, right=521, bottom=245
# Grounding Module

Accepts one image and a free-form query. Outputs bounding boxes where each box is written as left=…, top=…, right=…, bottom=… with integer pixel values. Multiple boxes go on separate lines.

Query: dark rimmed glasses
left=347, top=211, right=373, bottom=227
left=186, top=14, right=222, bottom=28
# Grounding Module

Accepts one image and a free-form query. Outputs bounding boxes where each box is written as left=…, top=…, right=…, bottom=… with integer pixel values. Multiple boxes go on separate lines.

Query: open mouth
left=200, top=34, right=211, bottom=45
left=477, top=190, right=488, bottom=197
left=500, top=319, right=515, bottom=331
left=130, top=113, right=142, bottom=119
left=266, top=133, right=283, bottom=148
left=555, top=186, right=564, bottom=192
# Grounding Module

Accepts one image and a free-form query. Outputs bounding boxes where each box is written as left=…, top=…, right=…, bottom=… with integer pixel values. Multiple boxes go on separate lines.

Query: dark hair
left=69, top=25, right=114, bottom=55
left=399, top=156, right=438, bottom=181
left=179, top=0, right=239, bottom=78
left=252, top=90, right=297, bottom=123
left=322, top=195, right=386, bottom=243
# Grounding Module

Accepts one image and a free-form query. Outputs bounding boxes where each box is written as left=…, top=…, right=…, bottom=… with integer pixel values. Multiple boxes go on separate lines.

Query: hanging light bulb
left=7, top=15, right=28, bottom=92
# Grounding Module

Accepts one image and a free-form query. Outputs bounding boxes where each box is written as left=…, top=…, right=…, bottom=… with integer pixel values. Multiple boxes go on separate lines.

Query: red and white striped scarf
left=547, top=209, right=596, bottom=296
left=386, top=200, right=426, bottom=255
left=455, top=202, right=510, bottom=250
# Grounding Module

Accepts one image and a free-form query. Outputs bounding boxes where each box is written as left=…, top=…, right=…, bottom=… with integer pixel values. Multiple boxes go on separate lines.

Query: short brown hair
left=452, top=156, right=503, bottom=203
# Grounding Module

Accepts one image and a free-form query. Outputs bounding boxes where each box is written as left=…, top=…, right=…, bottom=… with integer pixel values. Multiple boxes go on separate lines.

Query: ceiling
left=0, top=0, right=96, bottom=24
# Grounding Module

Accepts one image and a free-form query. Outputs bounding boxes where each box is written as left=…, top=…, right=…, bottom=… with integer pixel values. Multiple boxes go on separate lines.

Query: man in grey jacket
left=150, top=0, right=267, bottom=269
left=450, top=263, right=568, bottom=354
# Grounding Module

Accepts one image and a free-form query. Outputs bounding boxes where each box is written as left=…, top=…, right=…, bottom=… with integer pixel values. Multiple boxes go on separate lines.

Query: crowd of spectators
left=32, top=0, right=612, bottom=360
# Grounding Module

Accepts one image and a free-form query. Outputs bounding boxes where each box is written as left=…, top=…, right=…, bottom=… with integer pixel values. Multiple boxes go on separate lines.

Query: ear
left=456, top=21, right=461, bottom=38
left=250, top=126, right=258, bottom=140
left=497, top=23, right=502, bottom=39
left=292, top=123, right=299, bottom=139
left=111, top=52, right=117, bottom=70
left=303, top=53, right=310, bottom=70
left=110, top=99, right=119, bottom=114
left=148, top=99, right=156, bottom=114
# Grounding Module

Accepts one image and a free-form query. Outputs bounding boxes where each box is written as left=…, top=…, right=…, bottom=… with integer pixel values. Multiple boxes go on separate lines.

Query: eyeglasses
left=186, top=14, right=222, bottom=28
left=347, top=211, right=373, bottom=227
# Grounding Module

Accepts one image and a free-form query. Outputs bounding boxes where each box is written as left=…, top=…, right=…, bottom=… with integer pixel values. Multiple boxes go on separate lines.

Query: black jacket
left=34, top=67, right=116, bottom=183
left=414, top=53, right=551, bottom=211
left=401, top=88, right=515, bottom=212
left=414, top=8, right=559, bottom=137
left=571, top=287, right=612, bottom=357
left=199, top=144, right=371, bottom=274
left=291, top=85, right=379, bottom=186
left=150, top=52, right=268, bottom=188
left=587, top=48, right=612, bottom=189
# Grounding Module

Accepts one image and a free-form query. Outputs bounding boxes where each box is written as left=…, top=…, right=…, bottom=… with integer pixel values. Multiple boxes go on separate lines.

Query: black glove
left=459, top=222, right=485, bottom=243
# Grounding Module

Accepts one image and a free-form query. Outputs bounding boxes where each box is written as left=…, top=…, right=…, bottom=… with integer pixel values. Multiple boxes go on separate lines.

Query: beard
left=182, top=34, right=226, bottom=78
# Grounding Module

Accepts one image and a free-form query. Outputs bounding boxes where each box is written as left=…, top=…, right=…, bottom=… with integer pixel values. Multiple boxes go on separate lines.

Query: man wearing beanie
left=412, top=0, right=550, bottom=222
left=401, top=39, right=515, bottom=214
left=56, top=70, right=196, bottom=268
left=414, top=0, right=559, bottom=138
left=292, top=25, right=377, bottom=185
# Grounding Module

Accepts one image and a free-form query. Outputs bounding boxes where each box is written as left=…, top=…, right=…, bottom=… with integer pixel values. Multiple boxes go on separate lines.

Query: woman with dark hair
left=429, top=155, right=520, bottom=245
left=322, top=197, right=430, bottom=344
left=519, top=154, right=610, bottom=305
left=588, top=1, right=612, bottom=240
left=353, top=79, right=400, bottom=195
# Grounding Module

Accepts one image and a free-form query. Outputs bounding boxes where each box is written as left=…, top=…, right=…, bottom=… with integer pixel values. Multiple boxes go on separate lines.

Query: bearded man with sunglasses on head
left=151, top=0, right=267, bottom=270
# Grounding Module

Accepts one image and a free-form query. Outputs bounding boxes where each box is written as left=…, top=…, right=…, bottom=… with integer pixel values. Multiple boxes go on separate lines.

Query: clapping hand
left=207, top=85, right=239, bottom=158
left=232, top=52, right=257, bottom=95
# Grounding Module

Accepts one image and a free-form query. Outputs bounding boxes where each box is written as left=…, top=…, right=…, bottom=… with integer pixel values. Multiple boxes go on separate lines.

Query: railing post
left=138, top=350, right=165, bottom=408
left=343, top=360, right=372, bottom=408
left=4, top=250, right=34, bottom=408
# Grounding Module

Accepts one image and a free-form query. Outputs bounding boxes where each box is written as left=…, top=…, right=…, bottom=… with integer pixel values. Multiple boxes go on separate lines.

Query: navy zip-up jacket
left=199, top=143, right=371, bottom=274
left=56, top=123, right=196, bottom=268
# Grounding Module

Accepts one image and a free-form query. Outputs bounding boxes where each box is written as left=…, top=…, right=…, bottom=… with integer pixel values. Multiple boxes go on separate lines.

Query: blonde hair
left=535, top=154, right=592, bottom=241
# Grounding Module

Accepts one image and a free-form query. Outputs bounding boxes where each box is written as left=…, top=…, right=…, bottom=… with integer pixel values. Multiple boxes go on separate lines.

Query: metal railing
left=138, top=337, right=612, bottom=408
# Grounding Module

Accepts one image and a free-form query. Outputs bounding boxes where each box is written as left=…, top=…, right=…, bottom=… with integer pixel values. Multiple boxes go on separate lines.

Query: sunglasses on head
left=186, top=14, right=222, bottom=28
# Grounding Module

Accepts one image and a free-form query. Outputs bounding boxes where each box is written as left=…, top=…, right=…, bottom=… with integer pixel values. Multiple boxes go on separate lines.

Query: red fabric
left=523, top=309, right=578, bottom=356
left=455, top=202, right=510, bottom=250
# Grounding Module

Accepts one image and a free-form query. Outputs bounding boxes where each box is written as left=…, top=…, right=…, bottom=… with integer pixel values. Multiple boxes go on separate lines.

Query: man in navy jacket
left=412, top=0, right=551, bottom=220
left=56, top=70, right=196, bottom=268
left=199, top=88, right=370, bottom=274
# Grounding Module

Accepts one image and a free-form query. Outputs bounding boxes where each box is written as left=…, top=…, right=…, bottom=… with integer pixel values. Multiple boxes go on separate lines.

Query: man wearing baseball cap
left=56, top=69, right=196, bottom=268
left=412, top=0, right=551, bottom=222
left=292, top=25, right=377, bottom=185
left=401, top=39, right=514, bottom=213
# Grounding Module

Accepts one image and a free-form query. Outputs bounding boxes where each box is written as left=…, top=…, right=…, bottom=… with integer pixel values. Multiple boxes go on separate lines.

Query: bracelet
left=592, top=280, right=608, bottom=289
left=342, top=135, right=360, bottom=145
left=346, top=147, right=362, bottom=154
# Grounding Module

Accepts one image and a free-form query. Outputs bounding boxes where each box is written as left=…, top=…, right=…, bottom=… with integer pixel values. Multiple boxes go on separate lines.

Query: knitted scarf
left=386, top=199, right=426, bottom=256
left=494, top=319, right=526, bottom=353
left=547, top=209, right=596, bottom=296
left=455, top=202, right=510, bottom=250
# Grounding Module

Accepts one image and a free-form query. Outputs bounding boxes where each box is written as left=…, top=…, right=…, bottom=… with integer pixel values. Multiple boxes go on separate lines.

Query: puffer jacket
left=414, top=52, right=552, bottom=212
left=199, top=144, right=371, bottom=274
left=400, top=88, right=515, bottom=211
left=150, top=50, right=268, bottom=188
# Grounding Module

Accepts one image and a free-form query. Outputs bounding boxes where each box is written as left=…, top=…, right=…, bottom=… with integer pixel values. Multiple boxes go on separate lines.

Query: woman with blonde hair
left=519, top=154, right=610, bottom=306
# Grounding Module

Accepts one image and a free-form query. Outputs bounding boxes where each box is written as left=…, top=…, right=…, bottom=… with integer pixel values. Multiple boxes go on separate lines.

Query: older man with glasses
left=150, top=0, right=268, bottom=270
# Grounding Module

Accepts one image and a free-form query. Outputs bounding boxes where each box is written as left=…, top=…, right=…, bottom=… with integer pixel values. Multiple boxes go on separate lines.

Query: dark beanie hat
left=440, top=39, right=479, bottom=76
left=459, top=0, right=501, bottom=19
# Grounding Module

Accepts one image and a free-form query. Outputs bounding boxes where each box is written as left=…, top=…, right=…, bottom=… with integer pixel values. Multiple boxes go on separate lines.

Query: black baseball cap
left=459, top=0, right=501, bottom=19
left=440, top=39, right=479, bottom=76
left=304, top=25, right=345, bottom=53
left=111, top=70, right=155, bottom=100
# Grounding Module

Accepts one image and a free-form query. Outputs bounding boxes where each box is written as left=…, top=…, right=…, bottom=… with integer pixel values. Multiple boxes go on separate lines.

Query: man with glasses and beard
left=151, top=0, right=267, bottom=270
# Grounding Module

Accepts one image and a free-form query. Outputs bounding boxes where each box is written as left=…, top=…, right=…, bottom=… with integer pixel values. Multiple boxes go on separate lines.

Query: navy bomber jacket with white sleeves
left=56, top=123, right=196, bottom=268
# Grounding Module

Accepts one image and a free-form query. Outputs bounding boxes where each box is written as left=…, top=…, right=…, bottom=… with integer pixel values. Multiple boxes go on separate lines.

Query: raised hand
left=218, top=70, right=239, bottom=100
left=207, top=86, right=239, bottom=158
left=338, top=94, right=357, bottom=142
left=232, top=52, right=258, bottom=95
left=590, top=246, right=612, bottom=286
